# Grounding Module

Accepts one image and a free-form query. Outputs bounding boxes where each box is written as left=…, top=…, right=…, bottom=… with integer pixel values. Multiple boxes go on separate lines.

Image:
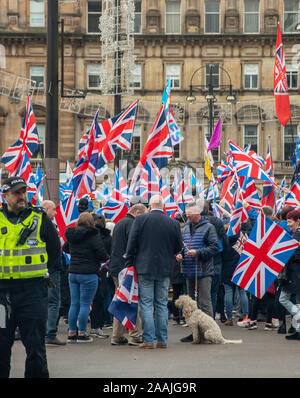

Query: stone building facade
left=0, top=0, right=300, bottom=182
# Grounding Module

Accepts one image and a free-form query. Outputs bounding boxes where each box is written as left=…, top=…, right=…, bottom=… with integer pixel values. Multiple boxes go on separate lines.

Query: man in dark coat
left=279, top=210, right=300, bottom=340
left=125, top=195, right=183, bottom=349
left=109, top=203, right=147, bottom=346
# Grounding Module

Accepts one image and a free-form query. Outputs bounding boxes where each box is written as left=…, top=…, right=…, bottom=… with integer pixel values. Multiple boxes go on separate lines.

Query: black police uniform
left=0, top=203, right=61, bottom=378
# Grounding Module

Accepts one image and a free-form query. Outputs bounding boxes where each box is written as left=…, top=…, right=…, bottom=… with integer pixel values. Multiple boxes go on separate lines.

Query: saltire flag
left=96, top=101, right=138, bottom=170
left=65, top=161, right=73, bottom=186
left=1, top=96, right=39, bottom=175
left=162, top=79, right=184, bottom=147
left=260, top=137, right=275, bottom=212
left=34, top=164, right=45, bottom=204
left=274, top=22, right=291, bottom=127
left=72, top=110, right=101, bottom=198
left=55, top=193, right=79, bottom=244
left=102, top=182, right=111, bottom=197
left=284, top=176, right=300, bottom=208
left=228, top=140, right=277, bottom=188
left=108, top=266, right=138, bottom=330
left=59, top=183, right=73, bottom=200
left=130, top=105, right=173, bottom=193
left=231, top=213, right=299, bottom=298
left=159, top=177, right=179, bottom=218
left=291, top=133, right=300, bottom=167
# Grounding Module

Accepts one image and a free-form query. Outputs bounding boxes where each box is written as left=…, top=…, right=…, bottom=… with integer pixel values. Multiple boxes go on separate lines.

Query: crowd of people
left=0, top=175, right=300, bottom=378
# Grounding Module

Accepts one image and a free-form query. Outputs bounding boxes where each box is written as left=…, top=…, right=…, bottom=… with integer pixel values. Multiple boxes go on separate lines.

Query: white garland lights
left=99, top=0, right=136, bottom=96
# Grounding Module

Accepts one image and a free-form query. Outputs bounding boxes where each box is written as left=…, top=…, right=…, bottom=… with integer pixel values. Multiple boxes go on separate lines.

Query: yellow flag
left=205, top=152, right=212, bottom=181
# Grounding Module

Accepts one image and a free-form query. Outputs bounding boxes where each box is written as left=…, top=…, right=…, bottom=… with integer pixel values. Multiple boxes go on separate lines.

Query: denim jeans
left=224, top=283, right=234, bottom=319
left=68, top=273, right=98, bottom=333
left=279, top=290, right=300, bottom=332
left=45, top=270, right=61, bottom=340
left=233, top=286, right=249, bottom=317
left=138, top=275, right=170, bottom=344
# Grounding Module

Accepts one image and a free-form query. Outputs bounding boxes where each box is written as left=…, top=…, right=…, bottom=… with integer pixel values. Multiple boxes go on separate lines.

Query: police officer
left=0, top=176, right=61, bottom=378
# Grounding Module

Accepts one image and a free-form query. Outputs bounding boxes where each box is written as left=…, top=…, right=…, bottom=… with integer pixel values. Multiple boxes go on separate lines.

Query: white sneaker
left=272, top=318, right=279, bottom=328
left=90, top=328, right=109, bottom=339
left=237, top=315, right=250, bottom=328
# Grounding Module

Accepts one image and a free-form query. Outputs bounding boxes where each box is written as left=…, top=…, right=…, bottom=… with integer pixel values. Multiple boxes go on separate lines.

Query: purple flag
left=207, top=119, right=221, bottom=152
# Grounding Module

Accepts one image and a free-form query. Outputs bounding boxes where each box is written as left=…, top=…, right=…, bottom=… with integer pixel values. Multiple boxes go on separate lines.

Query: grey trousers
left=111, top=276, right=142, bottom=343
left=186, top=276, right=213, bottom=318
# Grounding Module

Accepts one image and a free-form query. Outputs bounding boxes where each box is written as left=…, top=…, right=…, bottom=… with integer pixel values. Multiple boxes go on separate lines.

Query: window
left=87, top=1, right=102, bottom=34
left=244, top=125, right=258, bottom=153
left=132, top=64, right=142, bottom=89
left=132, top=125, right=141, bottom=157
left=244, top=64, right=258, bottom=89
left=134, top=1, right=142, bottom=34
left=284, top=124, right=297, bottom=161
left=205, top=1, right=220, bottom=33
left=166, top=64, right=181, bottom=89
left=173, top=143, right=180, bottom=159
left=35, top=123, right=45, bottom=158
left=244, top=0, right=260, bottom=33
left=30, top=0, right=45, bottom=27
left=287, top=64, right=298, bottom=89
left=206, top=64, right=219, bottom=89
left=30, top=66, right=45, bottom=88
left=284, top=0, right=298, bottom=33
left=165, top=1, right=181, bottom=34
left=87, top=64, right=101, bottom=89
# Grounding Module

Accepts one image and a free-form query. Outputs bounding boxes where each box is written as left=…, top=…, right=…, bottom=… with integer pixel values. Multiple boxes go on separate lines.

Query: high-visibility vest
left=0, top=210, right=48, bottom=279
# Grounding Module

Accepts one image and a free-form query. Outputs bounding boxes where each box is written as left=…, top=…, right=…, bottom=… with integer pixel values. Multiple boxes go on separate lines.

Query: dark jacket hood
left=65, top=226, right=98, bottom=243
left=95, top=225, right=111, bottom=238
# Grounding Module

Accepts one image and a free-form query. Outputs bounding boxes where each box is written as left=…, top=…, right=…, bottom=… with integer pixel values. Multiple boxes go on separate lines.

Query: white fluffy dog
left=175, top=295, right=242, bottom=345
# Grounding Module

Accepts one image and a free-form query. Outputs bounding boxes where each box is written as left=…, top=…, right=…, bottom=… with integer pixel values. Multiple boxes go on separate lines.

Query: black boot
left=277, top=324, right=287, bottom=334
left=288, top=325, right=295, bottom=334
left=285, top=332, right=300, bottom=340
left=180, top=334, right=193, bottom=342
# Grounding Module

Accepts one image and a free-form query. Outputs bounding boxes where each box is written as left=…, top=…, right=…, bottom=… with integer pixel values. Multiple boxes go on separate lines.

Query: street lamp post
left=186, top=64, right=236, bottom=139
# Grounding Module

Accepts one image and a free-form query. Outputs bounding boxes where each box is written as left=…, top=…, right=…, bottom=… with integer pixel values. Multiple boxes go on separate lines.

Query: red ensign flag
left=274, top=22, right=291, bottom=126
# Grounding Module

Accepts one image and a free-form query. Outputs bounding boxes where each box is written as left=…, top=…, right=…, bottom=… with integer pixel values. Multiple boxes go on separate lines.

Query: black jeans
left=0, top=279, right=49, bottom=378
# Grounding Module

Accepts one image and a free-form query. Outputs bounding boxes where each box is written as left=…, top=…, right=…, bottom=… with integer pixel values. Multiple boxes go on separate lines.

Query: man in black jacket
left=125, top=195, right=183, bottom=349
left=109, top=203, right=147, bottom=346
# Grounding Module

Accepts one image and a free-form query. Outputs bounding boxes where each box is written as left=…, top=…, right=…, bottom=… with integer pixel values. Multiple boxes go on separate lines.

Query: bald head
left=40, top=200, right=57, bottom=220
left=149, top=195, right=164, bottom=210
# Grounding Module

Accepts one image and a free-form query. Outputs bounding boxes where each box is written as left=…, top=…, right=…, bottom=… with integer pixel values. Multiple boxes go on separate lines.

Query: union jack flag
left=130, top=105, right=173, bottom=193
left=284, top=176, right=300, bottom=208
left=228, top=140, right=277, bottom=188
left=55, top=193, right=79, bottom=244
left=1, top=96, right=39, bottom=175
left=227, top=189, right=248, bottom=237
left=96, top=101, right=138, bottom=170
left=159, top=177, right=179, bottom=218
left=232, top=213, right=299, bottom=298
left=100, top=167, right=129, bottom=223
left=108, top=266, right=138, bottom=330
left=14, top=151, right=33, bottom=182
left=72, top=110, right=101, bottom=198
left=274, top=22, right=291, bottom=127
left=240, top=176, right=261, bottom=209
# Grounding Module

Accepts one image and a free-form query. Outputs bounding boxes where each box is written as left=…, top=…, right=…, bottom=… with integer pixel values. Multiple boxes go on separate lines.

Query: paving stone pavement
left=8, top=316, right=300, bottom=379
